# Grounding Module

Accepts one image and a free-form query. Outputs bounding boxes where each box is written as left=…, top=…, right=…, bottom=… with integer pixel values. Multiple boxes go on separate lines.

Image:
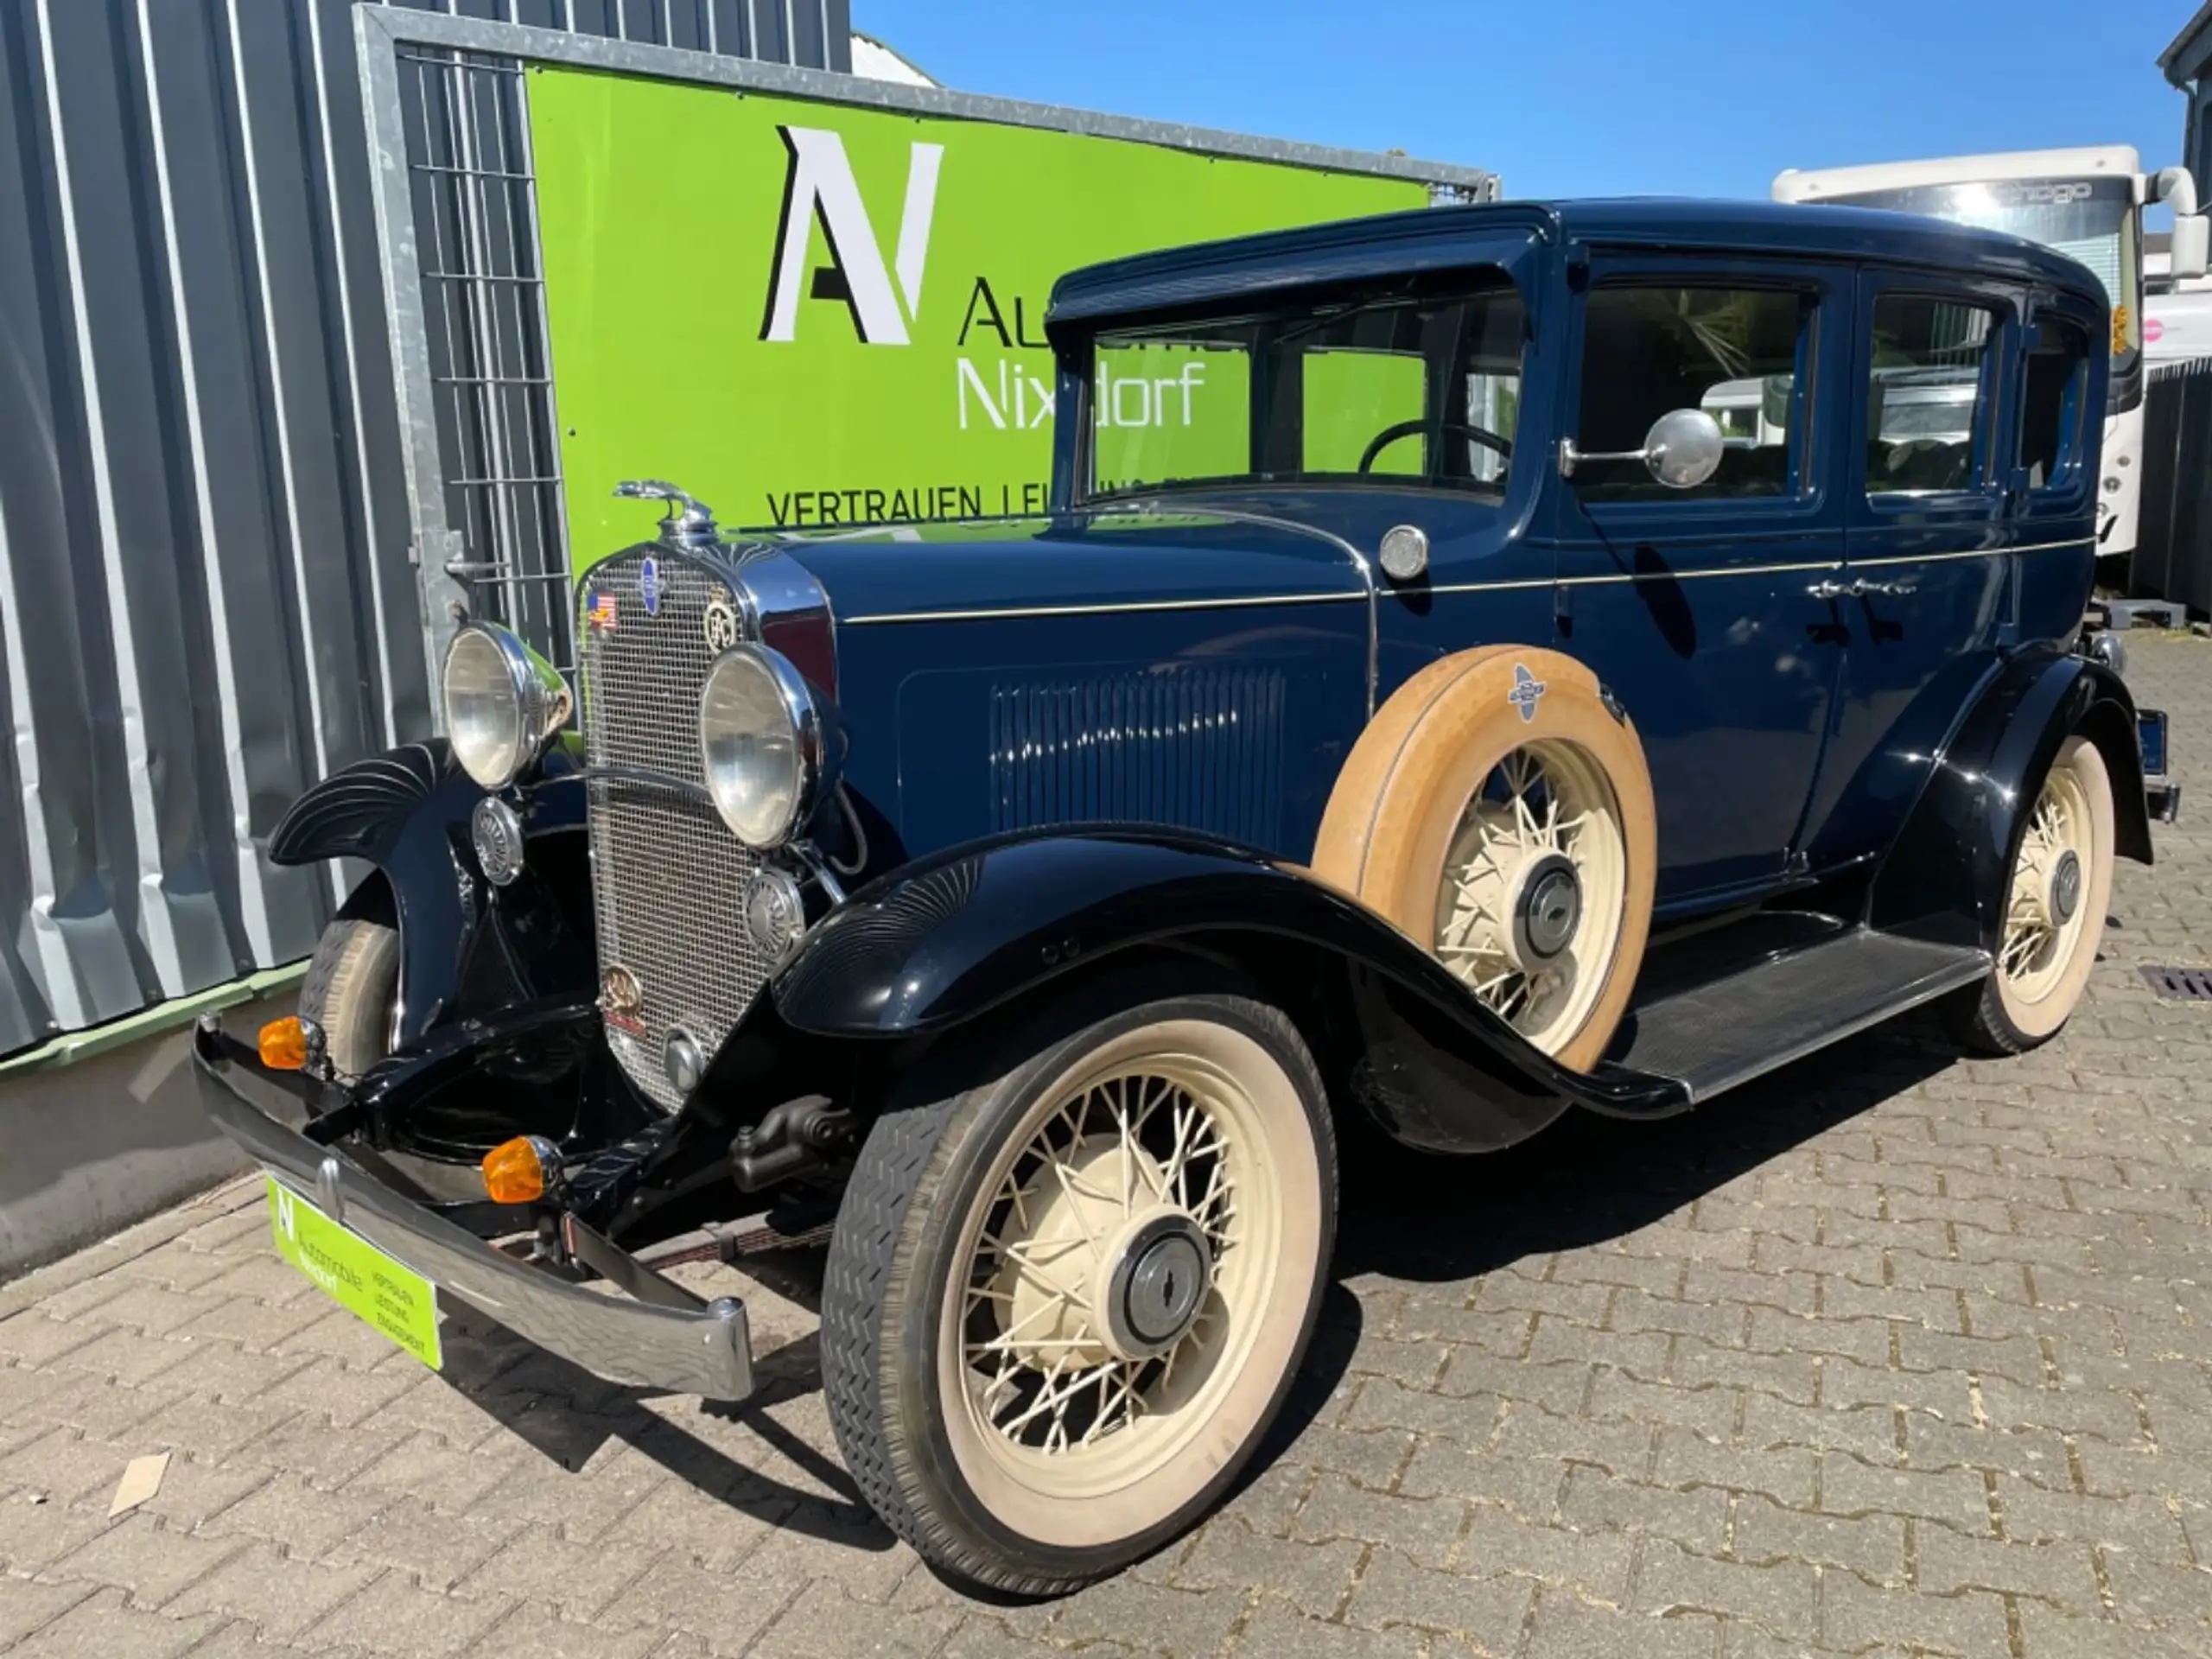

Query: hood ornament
left=613, top=480, right=718, bottom=550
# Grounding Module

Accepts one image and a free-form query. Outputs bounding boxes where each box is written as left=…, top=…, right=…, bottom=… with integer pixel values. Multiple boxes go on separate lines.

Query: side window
left=1573, top=285, right=1813, bottom=502
left=1865, top=295, right=1997, bottom=495
left=2018, top=317, right=2091, bottom=489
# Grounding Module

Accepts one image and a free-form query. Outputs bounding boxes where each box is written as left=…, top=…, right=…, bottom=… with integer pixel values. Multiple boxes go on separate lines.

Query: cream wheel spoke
left=1433, top=740, right=1628, bottom=1058
left=957, top=1058, right=1264, bottom=1471
left=1999, top=759, right=2095, bottom=1001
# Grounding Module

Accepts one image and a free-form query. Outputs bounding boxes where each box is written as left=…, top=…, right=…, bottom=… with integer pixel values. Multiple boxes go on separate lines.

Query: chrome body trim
left=731, top=549, right=838, bottom=698
left=841, top=590, right=1369, bottom=627
left=1425, top=538, right=2094, bottom=599
left=700, top=644, right=831, bottom=850
left=1113, top=498, right=1383, bottom=718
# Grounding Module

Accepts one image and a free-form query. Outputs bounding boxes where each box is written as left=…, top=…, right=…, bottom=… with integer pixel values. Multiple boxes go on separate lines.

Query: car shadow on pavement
left=432, top=1305, right=895, bottom=1549
left=1333, top=1012, right=1963, bottom=1284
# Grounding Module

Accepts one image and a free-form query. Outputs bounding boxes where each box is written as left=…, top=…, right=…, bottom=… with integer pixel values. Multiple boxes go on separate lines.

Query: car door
left=1548, top=256, right=1853, bottom=912
left=1800, top=270, right=2018, bottom=868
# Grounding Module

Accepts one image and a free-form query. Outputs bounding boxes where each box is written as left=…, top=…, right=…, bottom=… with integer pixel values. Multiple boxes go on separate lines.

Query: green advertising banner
left=525, top=67, right=1432, bottom=569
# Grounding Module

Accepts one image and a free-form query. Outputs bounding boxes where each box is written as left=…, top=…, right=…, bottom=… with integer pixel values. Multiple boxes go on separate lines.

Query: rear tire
left=1945, top=735, right=2114, bottom=1056
left=820, top=988, right=1337, bottom=1596
left=299, top=917, right=401, bottom=1077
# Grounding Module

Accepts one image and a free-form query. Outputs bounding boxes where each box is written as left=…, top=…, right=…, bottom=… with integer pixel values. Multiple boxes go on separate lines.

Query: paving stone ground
left=3, top=634, right=2212, bottom=1658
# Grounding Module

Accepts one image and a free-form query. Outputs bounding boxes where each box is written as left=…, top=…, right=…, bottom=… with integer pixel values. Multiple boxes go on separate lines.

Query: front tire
left=821, top=989, right=1337, bottom=1596
left=298, top=916, right=400, bottom=1078
left=1946, top=734, right=2115, bottom=1055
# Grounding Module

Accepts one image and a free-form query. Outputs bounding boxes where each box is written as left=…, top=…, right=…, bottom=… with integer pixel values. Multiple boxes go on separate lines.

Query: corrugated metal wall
left=2138, top=357, right=2212, bottom=616
left=0, top=0, right=849, bottom=1060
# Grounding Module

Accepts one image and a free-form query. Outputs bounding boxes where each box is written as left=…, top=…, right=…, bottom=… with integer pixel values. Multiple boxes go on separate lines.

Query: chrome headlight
left=698, top=645, right=825, bottom=849
left=442, top=623, right=569, bottom=791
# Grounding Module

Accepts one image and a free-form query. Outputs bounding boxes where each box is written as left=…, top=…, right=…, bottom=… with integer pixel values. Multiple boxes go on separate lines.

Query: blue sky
left=854, top=1, right=2196, bottom=204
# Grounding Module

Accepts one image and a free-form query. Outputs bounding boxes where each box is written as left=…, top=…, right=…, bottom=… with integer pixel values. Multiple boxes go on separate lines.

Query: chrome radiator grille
left=577, top=551, right=770, bottom=1112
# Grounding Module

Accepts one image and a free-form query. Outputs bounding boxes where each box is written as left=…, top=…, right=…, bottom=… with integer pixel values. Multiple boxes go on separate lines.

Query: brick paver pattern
left=3, top=635, right=2212, bottom=1658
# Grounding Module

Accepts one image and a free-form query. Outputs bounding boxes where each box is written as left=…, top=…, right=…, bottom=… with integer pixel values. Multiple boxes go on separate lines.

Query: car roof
left=1047, top=197, right=2106, bottom=327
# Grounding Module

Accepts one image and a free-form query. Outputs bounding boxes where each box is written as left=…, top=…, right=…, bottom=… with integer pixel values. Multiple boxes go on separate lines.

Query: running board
left=1605, top=931, right=1990, bottom=1104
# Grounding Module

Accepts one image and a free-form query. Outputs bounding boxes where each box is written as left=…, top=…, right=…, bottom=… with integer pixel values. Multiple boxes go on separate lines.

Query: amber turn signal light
left=258, top=1016, right=308, bottom=1071
left=481, top=1136, right=553, bottom=1205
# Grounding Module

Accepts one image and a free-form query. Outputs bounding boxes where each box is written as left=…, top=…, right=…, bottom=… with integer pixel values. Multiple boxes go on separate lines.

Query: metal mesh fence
left=381, top=1, right=851, bottom=686
left=397, top=45, right=575, bottom=678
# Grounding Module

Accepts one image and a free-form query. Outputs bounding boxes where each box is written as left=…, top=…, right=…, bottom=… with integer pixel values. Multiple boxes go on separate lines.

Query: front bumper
left=191, top=1018, right=754, bottom=1402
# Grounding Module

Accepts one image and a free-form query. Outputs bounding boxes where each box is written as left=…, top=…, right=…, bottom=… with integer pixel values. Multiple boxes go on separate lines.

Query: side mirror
left=2173, top=213, right=2209, bottom=283
left=1642, top=409, right=1726, bottom=489
left=1557, top=407, right=1726, bottom=488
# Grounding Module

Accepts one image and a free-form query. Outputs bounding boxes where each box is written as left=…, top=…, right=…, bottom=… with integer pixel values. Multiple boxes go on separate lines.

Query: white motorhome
left=1775, top=147, right=2208, bottom=556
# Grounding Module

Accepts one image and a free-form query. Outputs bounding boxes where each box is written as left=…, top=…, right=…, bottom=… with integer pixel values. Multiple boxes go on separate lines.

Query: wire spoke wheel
left=950, top=1043, right=1275, bottom=1491
left=1948, top=734, right=2115, bottom=1056
left=1433, top=739, right=1629, bottom=1055
left=824, top=992, right=1332, bottom=1591
left=2000, top=753, right=2095, bottom=1003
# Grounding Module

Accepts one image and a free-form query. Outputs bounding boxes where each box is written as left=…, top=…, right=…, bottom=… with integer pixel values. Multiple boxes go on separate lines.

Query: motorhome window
left=1084, top=281, right=1527, bottom=501
left=1865, top=295, right=1997, bottom=495
left=1573, top=285, right=1814, bottom=501
left=2018, top=317, right=2091, bottom=488
left=1822, top=178, right=2137, bottom=371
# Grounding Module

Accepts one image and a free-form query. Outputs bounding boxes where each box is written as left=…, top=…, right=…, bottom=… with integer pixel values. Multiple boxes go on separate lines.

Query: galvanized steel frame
left=353, top=5, right=1502, bottom=706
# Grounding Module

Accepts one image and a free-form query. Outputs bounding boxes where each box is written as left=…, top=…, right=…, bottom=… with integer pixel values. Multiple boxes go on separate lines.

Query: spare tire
left=1313, top=645, right=1657, bottom=1071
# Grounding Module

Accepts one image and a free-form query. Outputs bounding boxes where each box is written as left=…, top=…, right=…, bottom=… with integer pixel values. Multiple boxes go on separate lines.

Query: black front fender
left=270, top=740, right=592, bottom=1042
left=771, top=829, right=1687, bottom=1154
left=1869, top=647, right=2150, bottom=953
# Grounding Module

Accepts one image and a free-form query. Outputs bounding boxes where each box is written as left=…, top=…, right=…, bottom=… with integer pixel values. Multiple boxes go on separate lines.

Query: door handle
left=1807, top=576, right=1917, bottom=601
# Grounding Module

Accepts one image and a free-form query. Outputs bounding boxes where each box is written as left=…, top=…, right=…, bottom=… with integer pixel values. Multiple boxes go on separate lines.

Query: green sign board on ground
left=525, top=67, right=1433, bottom=569
left=266, top=1178, right=442, bottom=1370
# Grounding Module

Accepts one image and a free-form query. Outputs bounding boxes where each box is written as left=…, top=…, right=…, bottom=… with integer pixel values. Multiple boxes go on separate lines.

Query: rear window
left=2018, top=317, right=2092, bottom=489
left=1865, top=295, right=1997, bottom=495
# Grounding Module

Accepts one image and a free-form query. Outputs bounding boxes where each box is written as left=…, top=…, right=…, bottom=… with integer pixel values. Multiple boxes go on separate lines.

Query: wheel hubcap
left=1104, top=1211, right=1212, bottom=1357
left=2048, top=849, right=2082, bottom=927
left=960, top=1069, right=1245, bottom=1457
left=1513, top=852, right=1582, bottom=968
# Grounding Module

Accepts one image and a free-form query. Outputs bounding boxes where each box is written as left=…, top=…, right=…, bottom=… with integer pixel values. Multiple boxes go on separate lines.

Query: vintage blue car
left=197, top=199, right=2174, bottom=1594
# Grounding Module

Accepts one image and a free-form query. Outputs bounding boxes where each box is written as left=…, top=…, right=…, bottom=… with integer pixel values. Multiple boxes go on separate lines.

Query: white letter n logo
left=760, top=126, right=943, bottom=346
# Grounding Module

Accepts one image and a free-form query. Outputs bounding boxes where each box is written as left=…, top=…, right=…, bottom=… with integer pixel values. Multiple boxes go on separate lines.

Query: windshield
left=1082, top=276, right=1528, bottom=504
left=1821, top=176, right=2139, bottom=378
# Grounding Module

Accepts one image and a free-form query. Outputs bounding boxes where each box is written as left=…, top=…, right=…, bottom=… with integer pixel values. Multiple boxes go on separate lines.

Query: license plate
left=266, top=1177, right=442, bottom=1370
left=2139, top=709, right=2171, bottom=779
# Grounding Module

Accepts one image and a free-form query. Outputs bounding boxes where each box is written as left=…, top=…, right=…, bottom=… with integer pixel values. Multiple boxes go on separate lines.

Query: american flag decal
left=585, top=590, right=618, bottom=632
